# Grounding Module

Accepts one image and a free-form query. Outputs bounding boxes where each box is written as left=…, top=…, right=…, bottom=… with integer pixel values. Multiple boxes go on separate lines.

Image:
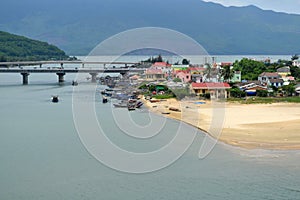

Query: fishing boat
left=51, top=95, right=59, bottom=103
left=101, top=88, right=114, bottom=97
left=102, top=96, right=108, bottom=103
left=169, top=107, right=181, bottom=112
left=127, top=99, right=137, bottom=111
left=136, top=101, right=143, bottom=108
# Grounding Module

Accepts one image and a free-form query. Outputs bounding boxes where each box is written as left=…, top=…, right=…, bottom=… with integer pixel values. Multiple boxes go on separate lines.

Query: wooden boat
left=136, top=101, right=143, bottom=108
left=102, top=96, right=108, bottom=103
left=149, top=99, right=160, bottom=103
left=162, top=112, right=170, bottom=115
left=169, top=107, right=181, bottom=112
left=127, top=99, right=137, bottom=111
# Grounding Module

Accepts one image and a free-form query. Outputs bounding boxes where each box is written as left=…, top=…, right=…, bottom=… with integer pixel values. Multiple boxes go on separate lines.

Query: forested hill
left=1, top=0, right=300, bottom=55
left=0, top=31, right=69, bottom=61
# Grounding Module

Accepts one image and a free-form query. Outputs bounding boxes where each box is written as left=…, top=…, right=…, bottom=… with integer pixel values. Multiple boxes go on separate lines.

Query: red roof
left=192, top=82, right=231, bottom=89
left=153, top=62, right=171, bottom=67
left=189, top=67, right=206, bottom=71
left=221, top=62, right=233, bottom=66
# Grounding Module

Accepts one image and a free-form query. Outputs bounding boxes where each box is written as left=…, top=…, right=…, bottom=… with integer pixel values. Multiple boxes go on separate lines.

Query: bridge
left=0, top=61, right=145, bottom=85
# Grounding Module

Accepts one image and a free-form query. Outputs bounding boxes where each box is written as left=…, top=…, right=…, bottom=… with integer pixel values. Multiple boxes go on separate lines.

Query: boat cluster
left=101, top=88, right=143, bottom=111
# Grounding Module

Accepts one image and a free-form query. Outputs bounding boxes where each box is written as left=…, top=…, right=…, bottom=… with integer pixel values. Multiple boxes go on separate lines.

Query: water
left=0, top=57, right=300, bottom=199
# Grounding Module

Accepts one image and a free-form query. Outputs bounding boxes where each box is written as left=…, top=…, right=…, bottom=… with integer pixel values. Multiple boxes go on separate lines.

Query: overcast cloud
left=202, top=0, right=300, bottom=14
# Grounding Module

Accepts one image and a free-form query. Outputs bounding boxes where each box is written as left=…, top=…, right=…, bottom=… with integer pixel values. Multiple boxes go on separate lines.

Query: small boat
left=101, top=88, right=114, bottom=97
left=162, top=112, right=170, bottom=115
left=72, top=80, right=78, bottom=86
left=102, top=96, right=108, bottom=103
left=136, top=101, right=143, bottom=108
left=113, top=103, right=127, bottom=108
left=149, top=99, right=160, bottom=103
left=52, top=95, right=59, bottom=103
left=169, top=107, right=181, bottom=112
left=127, top=99, right=137, bottom=111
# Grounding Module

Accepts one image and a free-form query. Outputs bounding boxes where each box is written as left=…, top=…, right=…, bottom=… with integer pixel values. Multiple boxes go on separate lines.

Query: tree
left=291, top=54, right=299, bottom=61
left=281, top=84, right=295, bottom=96
left=182, top=58, right=190, bottom=65
left=204, top=63, right=212, bottom=81
left=232, top=58, right=267, bottom=80
left=221, top=65, right=234, bottom=82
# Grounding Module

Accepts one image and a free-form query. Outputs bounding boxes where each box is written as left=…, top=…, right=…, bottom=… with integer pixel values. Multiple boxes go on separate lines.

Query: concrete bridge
left=0, top=61, right=144, bottom=85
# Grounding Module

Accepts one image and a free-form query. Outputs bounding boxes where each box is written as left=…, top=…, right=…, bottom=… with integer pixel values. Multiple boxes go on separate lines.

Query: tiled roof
left=192, top=82, right=231, bottom=89
left=153, top=62, right=171, bottom=67
left=146, top=69, right=163, bottom=74
left=259, top=72, right=280, bottom=77
left=277, top=67, right=290, bottom=73
left=189, top=67, right=206, bottom=71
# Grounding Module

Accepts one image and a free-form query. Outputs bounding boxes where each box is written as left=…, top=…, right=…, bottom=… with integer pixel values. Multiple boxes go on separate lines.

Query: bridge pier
left=90, top=73, right=98, bottom=83
left=21, top=72, right=30, bottom=85
left=56, top=72, right=65, bottom=83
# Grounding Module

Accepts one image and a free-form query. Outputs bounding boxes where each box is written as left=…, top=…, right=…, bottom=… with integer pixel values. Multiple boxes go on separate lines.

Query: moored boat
left=136, top=101, right=143, bottom=108
left=127, top=99, right=137, bottom=111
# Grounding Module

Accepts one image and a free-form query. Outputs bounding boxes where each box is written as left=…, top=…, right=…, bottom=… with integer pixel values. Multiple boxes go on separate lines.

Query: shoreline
left=141, top=97, right=300, bottom=150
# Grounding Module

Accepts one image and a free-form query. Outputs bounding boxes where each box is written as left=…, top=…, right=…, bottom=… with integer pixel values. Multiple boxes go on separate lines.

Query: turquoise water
left=0, top=69, right=300, bottom=199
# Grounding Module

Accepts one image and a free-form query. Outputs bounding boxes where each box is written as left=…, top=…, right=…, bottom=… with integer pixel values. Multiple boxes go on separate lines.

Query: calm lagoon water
left=0, top=56, right=300, bottom=200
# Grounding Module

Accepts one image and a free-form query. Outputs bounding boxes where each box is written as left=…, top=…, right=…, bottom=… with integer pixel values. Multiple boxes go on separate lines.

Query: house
left=258, top=72, right=283, bottom=87
left=293, top=60, right=300, bottom=67
left=277, top=66, right=291, bottom=77
left=150, top=62, right=172, bottom=80
left=237, top=81, right=267, bottom=96
left=230, top=71, right=241, bottom=83
left=270, top=79, right=284, bottom=88
left=175, top=70, right=191, bottom=83
left=191, top=82, right=231, bottom=99
left=189, top=67, right=205, bottom=83
left=296, top=84, right=300, bottom=96
left=145, top=68, right=165, bottom=81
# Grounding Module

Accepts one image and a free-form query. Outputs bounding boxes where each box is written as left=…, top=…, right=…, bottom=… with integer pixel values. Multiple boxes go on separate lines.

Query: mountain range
left=1, top=0, right=300, bottom=55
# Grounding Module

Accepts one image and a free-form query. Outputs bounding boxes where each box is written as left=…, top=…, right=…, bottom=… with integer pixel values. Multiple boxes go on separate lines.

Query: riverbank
left=142, top=97, right=300, bottom=150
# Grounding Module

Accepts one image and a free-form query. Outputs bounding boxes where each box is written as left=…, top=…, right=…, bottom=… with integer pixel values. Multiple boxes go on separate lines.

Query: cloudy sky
left=202, top=0, right=300, bottom=14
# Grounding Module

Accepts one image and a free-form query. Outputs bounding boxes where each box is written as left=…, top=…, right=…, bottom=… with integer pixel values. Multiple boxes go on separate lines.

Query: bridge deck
left=0, top=68, right=146, bottom=73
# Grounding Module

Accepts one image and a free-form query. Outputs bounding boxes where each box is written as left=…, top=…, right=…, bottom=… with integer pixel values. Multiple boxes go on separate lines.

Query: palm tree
left=221, top=65, right=234, bottom=82
left=291, top=54, right=299, bottom=61
left=204, top=63, right=212, bottom=82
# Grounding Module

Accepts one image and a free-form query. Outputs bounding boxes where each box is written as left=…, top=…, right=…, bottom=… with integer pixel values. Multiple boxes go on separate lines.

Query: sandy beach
left=143, top=98, right=300, bottom=150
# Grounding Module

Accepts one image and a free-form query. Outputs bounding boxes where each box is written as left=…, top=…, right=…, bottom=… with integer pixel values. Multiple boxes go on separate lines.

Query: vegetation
left=142, top=55, right=164, bottom=64
left=227, top=97, right=300, bottom=104
left=228, top=88, right=246, bottom=98
left=232, top=57, right=300, bottom=81
left=232, top=58, right=267, bottom=80
left=221, top=65, right=234, bottom=82
left=256, top=90, right=268, bottom=97
left=173, top=77, right=182, bottom=82
left=0, top=31, right=69, bottom=61
left=182, top=58, right=190, bottom=65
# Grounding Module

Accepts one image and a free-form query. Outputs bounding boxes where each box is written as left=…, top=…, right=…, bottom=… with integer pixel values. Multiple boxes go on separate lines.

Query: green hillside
left=0, top=31, right=69, bottom=61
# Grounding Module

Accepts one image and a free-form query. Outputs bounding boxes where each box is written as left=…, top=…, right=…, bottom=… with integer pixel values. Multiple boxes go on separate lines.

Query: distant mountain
left=1, top=0, right=300, bottom=55
left=0, top=31, right=69, bottom=61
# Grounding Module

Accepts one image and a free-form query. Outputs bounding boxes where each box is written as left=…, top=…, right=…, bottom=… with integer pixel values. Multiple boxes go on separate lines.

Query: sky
left=202, top=0, right=300, bottom=14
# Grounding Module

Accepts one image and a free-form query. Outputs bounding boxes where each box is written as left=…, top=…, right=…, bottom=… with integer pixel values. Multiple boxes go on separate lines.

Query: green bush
left=256, top=90, right=268, bottom=97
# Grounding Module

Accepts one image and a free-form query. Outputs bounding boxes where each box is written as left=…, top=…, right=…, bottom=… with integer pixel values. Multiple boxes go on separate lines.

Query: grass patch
left=227, top=97, right=300, bottom=104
